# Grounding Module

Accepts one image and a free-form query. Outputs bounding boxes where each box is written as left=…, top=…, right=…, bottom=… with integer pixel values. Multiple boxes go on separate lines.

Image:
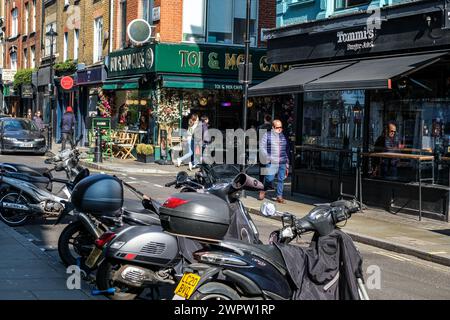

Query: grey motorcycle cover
left=275, top=229, right=363, bottom=300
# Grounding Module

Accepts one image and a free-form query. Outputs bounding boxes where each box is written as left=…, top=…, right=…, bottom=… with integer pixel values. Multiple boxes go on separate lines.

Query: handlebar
left=165, top=180, right=177, bottom=188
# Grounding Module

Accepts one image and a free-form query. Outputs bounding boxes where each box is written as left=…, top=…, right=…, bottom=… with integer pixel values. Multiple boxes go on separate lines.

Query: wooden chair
left=116, top=133, right=138, bottom=160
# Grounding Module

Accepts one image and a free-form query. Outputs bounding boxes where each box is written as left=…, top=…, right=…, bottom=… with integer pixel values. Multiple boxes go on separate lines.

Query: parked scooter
left=0, top=139, right=89, bottom=226
left=170, top=200, right=370, bottom=300
left=93, top=173, right=264, bottom=300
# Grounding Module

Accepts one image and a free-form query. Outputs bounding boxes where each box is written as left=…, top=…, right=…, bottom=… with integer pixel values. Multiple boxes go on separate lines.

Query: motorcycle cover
left=275, top=229, right=363, bottom=300
left=224, top=202, right=260, bottom=244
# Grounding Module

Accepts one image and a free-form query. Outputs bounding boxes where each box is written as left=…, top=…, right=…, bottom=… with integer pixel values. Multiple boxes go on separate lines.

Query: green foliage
left=54, top=59, right=77, bottom=76
left=136, top=144, right=154, bottom=155
left=13, top=69, right=34, bottom=90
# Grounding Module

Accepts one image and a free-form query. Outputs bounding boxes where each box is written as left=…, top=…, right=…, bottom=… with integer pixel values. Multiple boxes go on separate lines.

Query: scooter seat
left=221, top=240, right=287, bottom=274
left=4, top=171, right=51, bottom=185
left=123, top=211, right=161, bottom=226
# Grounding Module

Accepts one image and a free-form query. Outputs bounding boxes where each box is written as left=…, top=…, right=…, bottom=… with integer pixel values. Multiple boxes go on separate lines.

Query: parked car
left=0, top=118, right=47, bottom=155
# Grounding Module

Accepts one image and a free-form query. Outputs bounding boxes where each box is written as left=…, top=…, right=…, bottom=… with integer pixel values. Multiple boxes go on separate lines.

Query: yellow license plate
left=85, top=247, right=102, bottom=269
left=174, top=273, right=201, bottom=299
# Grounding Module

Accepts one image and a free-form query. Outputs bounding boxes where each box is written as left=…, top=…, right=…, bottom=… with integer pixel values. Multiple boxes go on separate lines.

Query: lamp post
left=45, top=25, right=57, bottom=150
left=241, top=0, right=251, bottom=174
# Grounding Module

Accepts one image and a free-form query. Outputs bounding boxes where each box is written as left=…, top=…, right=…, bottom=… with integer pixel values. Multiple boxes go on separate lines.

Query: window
left=182, top=0, right=258, bottom=46
left=10, top=51, right=17, bottom=70
left=64, top=32, right=68, bottom=61
left=93, top=17, right=103, bottom=63
left=182, top=0, right=206, bottom=42
left=120, top=1, right=127, bottom=48
left=30, top=46, right=35, bottom=68
left=45, top=23, right=57, bottom=57
left=335, top=0, right=370, bottom=10
left=25, top=3, right=29, bottom=35
left=23, top=48, right=28, bottom=68
left=74, top=29, right=79, bottom=60
left=142, top=0, right=153, bottom=24
left=32, top=0, right=36, bottom=32
left=11, top=8, right=18, bottom=37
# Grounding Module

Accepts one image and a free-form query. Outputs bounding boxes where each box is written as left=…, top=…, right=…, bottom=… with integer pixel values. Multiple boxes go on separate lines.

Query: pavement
left=75, top=156, right=450, bottom=267
left=0, top=220, right=100, bottom=300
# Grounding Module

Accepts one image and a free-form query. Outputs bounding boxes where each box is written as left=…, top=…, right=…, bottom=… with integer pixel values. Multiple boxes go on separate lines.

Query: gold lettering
left=269, top=64, right=280, bottom=72
left=224, top=53, right=237, bottom=70
left=179, top=50, right=189, bottom=68
left=208, top=52, right=220, bottom=69
left=259, top=56, right=269, bottom=72
left=188, top=51, right=199, bottom=67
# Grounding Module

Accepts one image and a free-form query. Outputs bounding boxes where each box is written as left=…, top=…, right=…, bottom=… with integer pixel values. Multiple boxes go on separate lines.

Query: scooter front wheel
left=0, top=191, right=31, bottom=226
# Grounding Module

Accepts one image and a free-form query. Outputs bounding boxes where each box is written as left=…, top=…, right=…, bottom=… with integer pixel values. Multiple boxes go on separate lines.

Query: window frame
left=93, top=17, right=104, bottom=63
left=32, top=0, right=36, bottom=32
left=334, top=0, right=371, bottom=11
left=63, top=32, right=68, bottom=61
left=11, top=8, right=18, bottom=37
left=24, top=3, right=29, bottom=35
left=30, top=46, right=35, bottom=68
left=10, top=51, right=17, bottom=70
left=73, top=29, right=79, bottom=60
left=23, top=48, right=28, bottom=68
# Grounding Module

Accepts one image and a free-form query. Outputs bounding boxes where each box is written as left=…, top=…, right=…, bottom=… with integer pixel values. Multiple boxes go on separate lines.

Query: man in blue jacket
left=60, top=106, right=76, bottom=151
left=259, top=119, right=290, bottom=203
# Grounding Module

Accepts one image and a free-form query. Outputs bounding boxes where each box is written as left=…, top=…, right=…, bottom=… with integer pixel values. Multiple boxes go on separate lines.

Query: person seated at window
left=373, top=122, right=401, bottom=178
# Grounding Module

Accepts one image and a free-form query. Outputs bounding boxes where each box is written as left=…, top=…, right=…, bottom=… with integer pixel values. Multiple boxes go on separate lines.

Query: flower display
left=97, top=88, right=112, bottom=117
left=153, top=89, right=192, bottom=126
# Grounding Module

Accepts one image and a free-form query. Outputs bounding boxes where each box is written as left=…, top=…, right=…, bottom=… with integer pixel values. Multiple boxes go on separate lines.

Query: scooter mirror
left=260, top=202, right=277, bottom=217
left=176, top=171, right=189, bottom=184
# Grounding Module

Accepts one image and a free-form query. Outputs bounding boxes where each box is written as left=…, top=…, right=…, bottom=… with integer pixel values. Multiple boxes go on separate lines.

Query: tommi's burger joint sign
left=107, top=43, right=289, bottom=79
left=337, top=27, right=376, bottom=52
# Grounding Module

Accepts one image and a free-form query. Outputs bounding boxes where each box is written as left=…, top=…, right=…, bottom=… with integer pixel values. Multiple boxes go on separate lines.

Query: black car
left=0, top=118, right=47, bottom=155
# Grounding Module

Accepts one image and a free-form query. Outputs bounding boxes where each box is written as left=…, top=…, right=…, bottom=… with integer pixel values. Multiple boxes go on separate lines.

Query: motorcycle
left=93, top=172, right=264, bottom=300
left=0, top=139, right=89, bottom=226
left=171, top=200, right=370, bottom=300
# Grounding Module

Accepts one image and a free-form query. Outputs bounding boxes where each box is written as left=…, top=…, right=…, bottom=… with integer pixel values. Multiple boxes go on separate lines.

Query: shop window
left=335, top=0, right=370, bottom=10
left=300, top=90, right=365, bottom=173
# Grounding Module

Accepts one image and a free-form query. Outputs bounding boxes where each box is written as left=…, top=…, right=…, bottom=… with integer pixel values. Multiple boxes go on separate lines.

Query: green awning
left=162, top=75, right=254, bottom=90
left=103, top=77, right=141, bottom=90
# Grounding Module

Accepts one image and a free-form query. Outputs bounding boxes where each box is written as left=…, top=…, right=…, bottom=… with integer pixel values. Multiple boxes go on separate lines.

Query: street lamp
left=241, top=0, right=251, bottom=174
left=45, top=25, right=57, bottom=150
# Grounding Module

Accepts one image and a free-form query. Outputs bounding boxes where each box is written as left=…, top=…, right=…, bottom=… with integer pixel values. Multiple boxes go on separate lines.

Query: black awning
left=304, top=52, right=446, bottom=91
left=248, top=62, right=351, bottom=97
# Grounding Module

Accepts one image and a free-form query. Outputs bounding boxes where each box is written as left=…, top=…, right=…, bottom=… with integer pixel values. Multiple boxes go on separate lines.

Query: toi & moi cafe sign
left=106, top=43, right=289, bottom=80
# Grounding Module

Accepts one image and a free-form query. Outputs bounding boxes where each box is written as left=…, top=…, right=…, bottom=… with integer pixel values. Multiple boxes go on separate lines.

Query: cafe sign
left=156, top=43, right=289, bottom=79
left=336, top=27, right=375, bottom=52
left=107, top=43, right=289, bottom=79
left=107, top=45, right=155, bottom=77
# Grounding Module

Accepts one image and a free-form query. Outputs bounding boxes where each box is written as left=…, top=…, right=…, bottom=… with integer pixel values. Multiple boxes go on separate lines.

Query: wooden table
left=363, top=152, right=435, bottom=221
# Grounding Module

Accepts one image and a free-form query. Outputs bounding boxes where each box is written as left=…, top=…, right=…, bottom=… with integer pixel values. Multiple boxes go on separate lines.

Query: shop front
left=250, top=0, right=450, bottom=221
left=103, top=42, right=286, bottom=160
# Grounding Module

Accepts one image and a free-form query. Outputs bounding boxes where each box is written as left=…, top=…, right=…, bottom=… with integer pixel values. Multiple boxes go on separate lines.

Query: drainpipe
left=109, top=0, right=114, bottom=53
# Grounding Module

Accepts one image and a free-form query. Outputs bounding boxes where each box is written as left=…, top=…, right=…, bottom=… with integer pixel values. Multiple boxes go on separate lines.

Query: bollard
left=94, top=127, right=103, bottom=163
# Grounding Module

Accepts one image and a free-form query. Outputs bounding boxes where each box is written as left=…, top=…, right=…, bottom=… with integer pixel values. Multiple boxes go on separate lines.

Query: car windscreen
left=2, top=119, right=39, bottom=131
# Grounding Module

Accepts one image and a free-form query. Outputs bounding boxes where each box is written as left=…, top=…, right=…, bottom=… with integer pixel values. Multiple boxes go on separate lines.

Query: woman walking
left=176, top=114, right=199, bottom=170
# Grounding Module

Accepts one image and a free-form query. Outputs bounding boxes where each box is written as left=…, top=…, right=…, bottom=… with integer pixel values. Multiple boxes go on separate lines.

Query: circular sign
left=127, top=19, right=152, bottom=45
left=61, top=76, right=74, bottom=90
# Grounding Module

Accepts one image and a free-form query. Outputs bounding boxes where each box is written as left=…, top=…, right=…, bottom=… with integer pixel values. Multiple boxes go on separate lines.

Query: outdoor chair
left=115, top=133, right=138, bottom=160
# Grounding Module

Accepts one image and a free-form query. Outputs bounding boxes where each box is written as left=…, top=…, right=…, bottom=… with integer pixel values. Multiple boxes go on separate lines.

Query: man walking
left=259, top=120, right=290, bottom=203
left=60, top=106, right=76, bottom=151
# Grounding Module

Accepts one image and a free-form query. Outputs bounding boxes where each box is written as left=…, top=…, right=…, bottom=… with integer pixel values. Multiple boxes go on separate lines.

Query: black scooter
left=175, top=200, right=370, bottom=300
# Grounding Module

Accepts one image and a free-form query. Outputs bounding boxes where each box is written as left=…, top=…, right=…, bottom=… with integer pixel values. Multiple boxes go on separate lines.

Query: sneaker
left=177, top=158, right=182, bottom=167
left=188, top=162, right=193, bottom=171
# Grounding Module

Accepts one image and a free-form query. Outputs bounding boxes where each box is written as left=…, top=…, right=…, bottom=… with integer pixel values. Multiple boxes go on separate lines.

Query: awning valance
left=248, top=52, right=447, bottom=96
left=103, top=76, right=141, bottom=90
left=161, top=75, right=247, bottom=90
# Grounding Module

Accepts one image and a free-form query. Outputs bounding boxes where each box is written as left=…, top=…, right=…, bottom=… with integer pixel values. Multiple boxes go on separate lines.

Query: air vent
left=140, top=242, right=166, bottom=255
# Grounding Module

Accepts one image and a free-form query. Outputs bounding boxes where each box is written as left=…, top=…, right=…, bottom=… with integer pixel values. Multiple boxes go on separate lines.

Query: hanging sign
left=61, top=76, right=74, bottom=90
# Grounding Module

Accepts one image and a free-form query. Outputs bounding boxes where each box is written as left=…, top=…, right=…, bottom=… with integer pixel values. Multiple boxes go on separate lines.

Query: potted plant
left=136, top=144, right=154, bottom=163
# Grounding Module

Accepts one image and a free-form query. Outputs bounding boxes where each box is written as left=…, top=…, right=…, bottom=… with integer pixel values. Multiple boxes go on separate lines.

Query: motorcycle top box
left=159, top=193, right=230, bottom=241
left=71, top=174, right=123, bottom=216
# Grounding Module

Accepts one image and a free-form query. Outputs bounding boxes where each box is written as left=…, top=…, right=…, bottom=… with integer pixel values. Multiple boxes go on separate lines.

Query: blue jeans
left=263, top=163, right=287, bottom=198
